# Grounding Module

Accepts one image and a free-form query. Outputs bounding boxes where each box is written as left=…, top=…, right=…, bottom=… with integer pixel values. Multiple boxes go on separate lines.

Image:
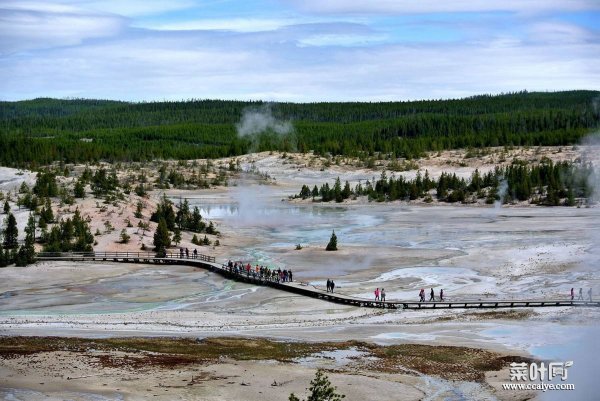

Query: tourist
left=193, top=249, right=198, bottom=259
left=327, top=279, right=331, bottom=292
left=179, top=248, right=184, bottom=258
left=381, top=288, right=386, bottom=302
left=331, top=280, right=335, bottom=293
left=439, top=289, right=444, bottom=301
left=588, top=288, right=593, bottom=302
left=570, top=288, right=574, bottom=300
left=375, top=288, right=380, bottom=301
left=289, top=269, right=293, bottom=282
left=577, top=288, right=583, bottom=300
left=419, top=288, right=424, bottom=302
left=185, top=248, right=189, bottom=258
left=429, top=288, right=435, bottom=302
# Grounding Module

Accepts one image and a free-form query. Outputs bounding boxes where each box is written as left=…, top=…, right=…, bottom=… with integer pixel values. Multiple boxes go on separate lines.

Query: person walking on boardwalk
left=180, top=248, right=184, bottom=258
left=381, top=288, right=386, bottom=302
left=326, top=279, right=331, bottom=292
left=193, top=249, right=197, bottom=259
left=588, top=288, right=593, bottom=302
left=331, top=280, right=335, bottom=293
left=289, top=269, right=293, bottom=282
left=439, top=289, right=444, bottom=301
left=570, top=288, right=574, bottom=300
left=578, top=288, right=583, bottom=300
left=185, top=248, right=189, bottom=258
left=429, top=288, right=435, bottom=302
left=419, top=288, right=424, bottom=302
left=375, top=288, right=380, bottom=301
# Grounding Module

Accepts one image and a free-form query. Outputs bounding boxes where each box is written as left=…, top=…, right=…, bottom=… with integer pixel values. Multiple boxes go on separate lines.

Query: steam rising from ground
left=494, top=179, right=508, bottom=210
left=578, top=133, right=600, bottom=273
left=228, top=183, right=307, bottom=228
left=236, top=104, right=293, bottom=137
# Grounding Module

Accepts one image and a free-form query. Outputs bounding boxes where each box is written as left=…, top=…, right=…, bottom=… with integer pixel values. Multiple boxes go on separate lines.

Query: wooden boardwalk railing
left=36, top=252, right=600, bottom=310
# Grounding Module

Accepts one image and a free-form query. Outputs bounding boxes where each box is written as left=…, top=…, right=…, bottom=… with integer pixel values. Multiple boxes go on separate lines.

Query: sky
left=0, top=0, right=599, bottom=102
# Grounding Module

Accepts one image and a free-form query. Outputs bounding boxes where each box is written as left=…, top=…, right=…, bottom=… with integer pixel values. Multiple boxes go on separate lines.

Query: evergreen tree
left=153, top=218, right=171, bottom=256
left=3, top=213, right=18, bottom=249
left=326, top=230, right=338, bottom=251
left=3, top=200, right=9, bottom=214
left=289, top=369, right=345, bottom=401
left=151, top=195, right=176, bottom=230
left=74, top=180, right=86, bottom=198
left=0, top=243, right=6, bottom=267
left=311, top=185, right=319, bottom=199
left=134, top=201, right=144, bottom=218
left=206, top=221, right=217, bottom=235
left=333, top=177, right=343, bottom=203
left=39, top=197, right=54, bottom=224
left=120, top=229, right=131, bottom=244
left=33, top=170, right=58, bottom=198
left=16, top=213, right=36, bottom=266
left=173, top=228, right=182, bottom=246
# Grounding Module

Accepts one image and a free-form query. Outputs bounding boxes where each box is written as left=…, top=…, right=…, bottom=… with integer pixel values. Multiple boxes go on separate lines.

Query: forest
left=0, top=91, right=598, bottom=167
left=296, top=159, right=595, bottom=207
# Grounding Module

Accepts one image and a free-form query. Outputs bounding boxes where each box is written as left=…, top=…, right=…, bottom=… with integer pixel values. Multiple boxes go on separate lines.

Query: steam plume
left=236, top=104, right=293, bottom=137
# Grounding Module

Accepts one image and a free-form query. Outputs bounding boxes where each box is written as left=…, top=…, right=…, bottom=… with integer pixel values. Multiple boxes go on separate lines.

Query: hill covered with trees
left=1, top=91, right=598, bottom=167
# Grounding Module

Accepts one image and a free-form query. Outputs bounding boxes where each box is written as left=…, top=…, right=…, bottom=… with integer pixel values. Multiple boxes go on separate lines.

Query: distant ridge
left=1, top=90, right=598, bottom=167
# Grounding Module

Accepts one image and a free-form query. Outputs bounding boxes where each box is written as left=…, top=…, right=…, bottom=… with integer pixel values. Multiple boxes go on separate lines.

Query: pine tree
left=173, top=228, right=182, bottom=246
left=326, top=230, right=338, bottom=251
left=134, top=201, right=144, bottom=219
left=74, top=180, right=86, bottom=198
left=333, top=177, right=343, bottom=203
left=120, top=229, right=131, bottom=244
left=3, top=200, right=9, bottom=214
left=16, top=213, right=36, bottom=266
left=311, top=185, right=319, bottom=199
left=3, top=213, right=18, bottom=249
left=0, top=243, right=6, bottom=267
left=153, top=218, right=171, bottom=256
left=289, top=369, right=345, bottom=401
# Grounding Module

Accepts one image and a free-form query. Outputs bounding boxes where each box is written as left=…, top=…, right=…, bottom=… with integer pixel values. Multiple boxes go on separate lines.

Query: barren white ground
left=1, top=149, right=599, bottom=401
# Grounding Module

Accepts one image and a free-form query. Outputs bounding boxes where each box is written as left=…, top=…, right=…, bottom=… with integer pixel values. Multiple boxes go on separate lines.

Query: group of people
left=179, top=247, right=199, bottom=259
left=571, top=287, right=593, bottom=301
left=419, top=288, right=444, bottom=302
left=374, top=288, right=386, bottom=302
left=225, top=260, right=293, bottom=283
left=326, top=279, right=336, bottom=293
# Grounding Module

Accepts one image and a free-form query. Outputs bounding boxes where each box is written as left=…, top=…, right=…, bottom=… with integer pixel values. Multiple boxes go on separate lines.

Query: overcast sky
left=1, top=0, right=598, bottom=101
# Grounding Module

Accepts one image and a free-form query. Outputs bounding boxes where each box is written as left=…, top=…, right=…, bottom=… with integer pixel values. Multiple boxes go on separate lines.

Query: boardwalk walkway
left=36, top=252, right=600, bottom=310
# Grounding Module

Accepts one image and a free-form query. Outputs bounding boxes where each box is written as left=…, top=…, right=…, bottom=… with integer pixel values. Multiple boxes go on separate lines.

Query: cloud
left=138, top=18, right=298, bottom=33
left=60, top=0, right=196, bottom=17
left=1, top=24, right=598, bottom=102
left=286, top=0, right=600, bottom=15
left=0, top=0, right=598, bottom=101
left=0, top=1, right=126, bottom=53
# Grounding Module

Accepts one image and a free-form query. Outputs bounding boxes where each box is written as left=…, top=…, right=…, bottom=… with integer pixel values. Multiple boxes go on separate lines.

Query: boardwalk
left=36, top=252, right=600, bottom=310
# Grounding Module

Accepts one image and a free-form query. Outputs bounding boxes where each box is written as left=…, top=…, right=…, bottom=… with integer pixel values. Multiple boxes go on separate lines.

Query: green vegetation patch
left=0, top=336, right=532, bottom=381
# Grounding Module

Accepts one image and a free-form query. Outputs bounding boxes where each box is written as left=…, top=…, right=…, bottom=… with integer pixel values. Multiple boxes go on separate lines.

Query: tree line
left=1, top=91, right=598, bottom=166
left=296, top=159, right=595, bottom=206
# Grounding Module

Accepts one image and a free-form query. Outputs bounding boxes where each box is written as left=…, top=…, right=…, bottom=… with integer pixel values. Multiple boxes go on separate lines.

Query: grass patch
left=0, top=336, right=532, bottom=381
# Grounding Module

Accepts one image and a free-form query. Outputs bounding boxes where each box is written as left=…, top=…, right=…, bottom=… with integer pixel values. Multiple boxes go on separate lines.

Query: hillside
left=0, top=91, right=598, bottom=167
